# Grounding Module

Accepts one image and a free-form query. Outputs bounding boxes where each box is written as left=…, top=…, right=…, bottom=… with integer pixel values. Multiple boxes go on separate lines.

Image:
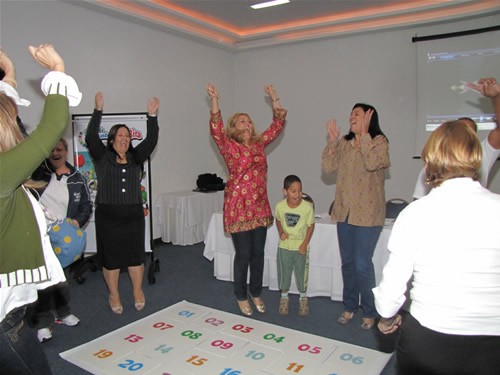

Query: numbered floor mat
left=60, top=300, right=392, bottom=374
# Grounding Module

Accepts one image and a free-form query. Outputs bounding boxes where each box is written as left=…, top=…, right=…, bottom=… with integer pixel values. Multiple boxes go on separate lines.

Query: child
left=275, top=175, right=315, bottom=316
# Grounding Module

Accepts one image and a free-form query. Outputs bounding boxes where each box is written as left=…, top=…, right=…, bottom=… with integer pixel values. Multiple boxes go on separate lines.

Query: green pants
left=277, top=247, right=309, bottom=293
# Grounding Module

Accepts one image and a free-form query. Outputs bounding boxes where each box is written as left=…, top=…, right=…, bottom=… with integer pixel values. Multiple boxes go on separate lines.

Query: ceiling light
left=251, top=0, right=290, bottom=10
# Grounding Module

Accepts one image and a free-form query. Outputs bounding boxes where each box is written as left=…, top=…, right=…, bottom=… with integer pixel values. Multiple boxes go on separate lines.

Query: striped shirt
left=85, top=110, right=158, bottom=205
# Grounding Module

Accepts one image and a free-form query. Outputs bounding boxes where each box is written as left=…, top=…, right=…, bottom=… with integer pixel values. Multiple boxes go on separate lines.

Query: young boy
left=275, top=175, right=315, bottom=316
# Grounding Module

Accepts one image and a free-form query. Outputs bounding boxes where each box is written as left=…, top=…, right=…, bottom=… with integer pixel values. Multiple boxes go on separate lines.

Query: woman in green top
left=0, top=44, right=81, bottom=374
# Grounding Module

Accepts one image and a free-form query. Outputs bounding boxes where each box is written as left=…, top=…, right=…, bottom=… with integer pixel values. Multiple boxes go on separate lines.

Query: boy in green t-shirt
left=275, top=175, right=315, bottom=316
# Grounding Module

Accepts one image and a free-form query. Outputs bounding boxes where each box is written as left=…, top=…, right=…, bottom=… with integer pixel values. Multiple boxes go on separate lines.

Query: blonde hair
left=226, top=113, right=261, bottom=143
left=0, top=93, right=23, bottom=153
left=422, top=120, right=482, bottom=188
left=0, top=93, right=45, bottom=189
left=58, top=137, right=68, bottom=151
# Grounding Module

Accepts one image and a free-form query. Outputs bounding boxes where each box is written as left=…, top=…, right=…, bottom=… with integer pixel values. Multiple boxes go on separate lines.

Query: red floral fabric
left=210, top=109, right=287, bottom=233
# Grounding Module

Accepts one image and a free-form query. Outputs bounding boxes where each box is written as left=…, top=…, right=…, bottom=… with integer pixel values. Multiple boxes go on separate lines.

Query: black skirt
left=95, top=204, right=145, bottom=269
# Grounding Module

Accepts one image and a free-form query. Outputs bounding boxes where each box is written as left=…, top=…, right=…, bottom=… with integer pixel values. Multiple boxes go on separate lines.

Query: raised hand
left=326, top=119, right=340, bottom=141
left=360, top=108, right=373, bottom=135
left=206, top=83, right=220, bottom=114
left=206, top=83, right=219, bottom=99
left=264, top=84, right=279, bottom=101
left=147, top=97, right=160, bottom=116
left=469, top=77, right=500, bottom=98
left=28, top=44, right=64, bottom=72
left=265, top=84, right=281, bottom=109
left=95, top=92, right=104, bottom=111
left=0, top=49, right=17, bottom=88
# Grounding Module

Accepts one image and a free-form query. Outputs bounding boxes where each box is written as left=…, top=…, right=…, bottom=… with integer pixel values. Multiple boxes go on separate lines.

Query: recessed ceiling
left=82, top=0, right=500, bottom=49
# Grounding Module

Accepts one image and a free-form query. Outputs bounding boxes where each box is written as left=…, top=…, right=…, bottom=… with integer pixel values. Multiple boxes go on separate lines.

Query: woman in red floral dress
left=206, top=83, right=287, bottom=316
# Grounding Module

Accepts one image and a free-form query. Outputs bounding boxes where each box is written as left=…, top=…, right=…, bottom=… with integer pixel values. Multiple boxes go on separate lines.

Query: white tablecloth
left=155, top=190, right=224, bottom=245
left=203, top=212, right=393, bottom=301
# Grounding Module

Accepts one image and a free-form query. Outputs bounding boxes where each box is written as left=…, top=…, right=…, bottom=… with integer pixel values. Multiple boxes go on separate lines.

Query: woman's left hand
left=360, top=108, right=373, bottom=135
left=28, top=43, right=65, bottom=72
left=265, top=84, right=281, bottom=109
left=264, top=84, right=278, bottom=100
left=148, top=97, right=160, bottom=116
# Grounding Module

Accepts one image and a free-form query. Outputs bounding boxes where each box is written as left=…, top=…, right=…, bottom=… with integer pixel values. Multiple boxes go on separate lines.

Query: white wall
left=234, top=15, right=500, bottom=211
left=1, top=0, right=234, bottom=238
left=2, top=2, right=499, bottom=236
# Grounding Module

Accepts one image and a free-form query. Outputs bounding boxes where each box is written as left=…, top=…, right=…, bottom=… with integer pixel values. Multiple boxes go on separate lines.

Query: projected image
left=422, top=46, right=500, bottom=132
left=425, top=76, right=496, bottom=131
left=427, top=47, right=500, bottom=62
left=425, top=47, right=500, bottom=132
left=425, top=113, right=496, bottom=131
left=415, top=30, right=500, bottom=154
left=420, top=46, right=500, bottom=132
left=450, top=80, right=478, bottom=95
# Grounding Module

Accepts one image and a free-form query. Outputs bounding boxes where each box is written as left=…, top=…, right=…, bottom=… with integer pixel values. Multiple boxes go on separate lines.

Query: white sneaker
left=55, top=314, right=80, bottom=326
left=37, top=328, right=52, bottom=343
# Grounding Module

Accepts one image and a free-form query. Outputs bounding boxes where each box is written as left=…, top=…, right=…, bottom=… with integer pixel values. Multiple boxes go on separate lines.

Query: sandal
left=338, top=311, right=354, bottom=324
left=361, top=317, right=376, bottom=330
left=109, top=295, right=123, bottom=315
left=135, top=300, right=146, bottom=311
left=134, top=290, right=146, bottom=311
left=279, top=297, right=289, bottom=315
left=237, top=299, right=253, bottom=316
left=251, top=296, right=266, bottom=314
left=299, top=297, right=309, bottom=316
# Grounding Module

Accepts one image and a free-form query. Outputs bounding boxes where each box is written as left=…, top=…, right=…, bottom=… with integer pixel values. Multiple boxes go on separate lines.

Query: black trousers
left=230, top=226, right=267, bottom=300
left=396, top=313, right=500, bottom=375
left=25, top=282, right=71, bottom=330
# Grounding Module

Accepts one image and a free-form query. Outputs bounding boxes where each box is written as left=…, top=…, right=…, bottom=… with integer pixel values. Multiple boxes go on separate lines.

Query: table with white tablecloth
left=203, top=212, right=393, bottom=301
left=155, top=190, right=224, bottom=245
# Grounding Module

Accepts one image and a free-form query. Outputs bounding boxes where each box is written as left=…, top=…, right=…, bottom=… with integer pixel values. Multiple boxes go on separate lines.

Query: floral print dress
left=210, top=109, right=287, bottom=233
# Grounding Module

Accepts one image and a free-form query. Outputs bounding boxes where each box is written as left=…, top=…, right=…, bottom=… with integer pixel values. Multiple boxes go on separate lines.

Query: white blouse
left=0, top=188, right=66, bottom=322
left=374, top=178, right=500, bottom=336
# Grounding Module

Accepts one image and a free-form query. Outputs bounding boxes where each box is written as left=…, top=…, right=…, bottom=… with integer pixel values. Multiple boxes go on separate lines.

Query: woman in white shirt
left=373, top=120, right=500, bottom=375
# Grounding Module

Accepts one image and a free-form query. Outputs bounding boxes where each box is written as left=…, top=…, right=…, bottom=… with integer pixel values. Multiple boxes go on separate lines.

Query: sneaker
left=55, top=314, right=80, bottom=326
left=279, top=297, right=289, bottom=315
left=37, top=328, right=52, bottom=343
left=299, top=297, right=309, bottom=316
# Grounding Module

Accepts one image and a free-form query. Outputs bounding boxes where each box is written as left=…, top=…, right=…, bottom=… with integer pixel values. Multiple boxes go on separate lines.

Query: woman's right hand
left=95, top=92, right=104, bottom=111
left=28, top=44, right=65, bottom=72
left=326, top=119, right=340, bottom=141
left=206, top=83, right=219, bottom=114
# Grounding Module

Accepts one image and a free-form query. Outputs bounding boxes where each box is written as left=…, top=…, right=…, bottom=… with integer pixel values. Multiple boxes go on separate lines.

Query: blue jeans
left=231, top=226, right=267, bottom=300
left=0, top=306, right=52, bottom=374
left=337, top=221, right=382, bottom=318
